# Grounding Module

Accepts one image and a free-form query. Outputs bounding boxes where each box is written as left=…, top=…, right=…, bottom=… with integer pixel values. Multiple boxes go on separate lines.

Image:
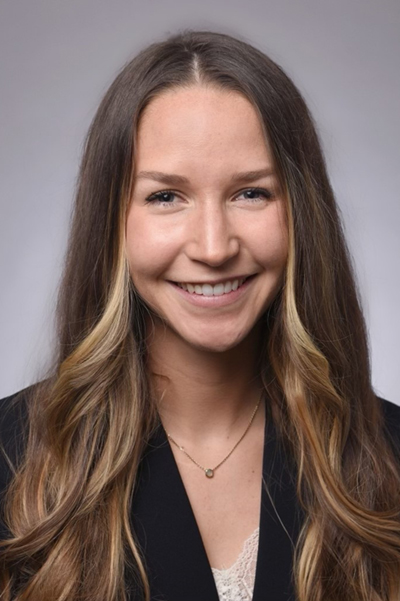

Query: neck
left=146, top=318, right=265, bottom=445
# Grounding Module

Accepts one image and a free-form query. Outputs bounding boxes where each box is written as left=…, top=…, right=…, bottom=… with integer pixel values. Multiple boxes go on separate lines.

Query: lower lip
left=168, top=275, right=256, bottom=308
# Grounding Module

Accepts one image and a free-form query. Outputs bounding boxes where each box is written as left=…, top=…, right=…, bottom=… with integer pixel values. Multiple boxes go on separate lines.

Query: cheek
left=125, top=208, right=177, bottom=282
left=247, top=210, right=288, bottom=271
left=265, top=233, right=288, bottom=269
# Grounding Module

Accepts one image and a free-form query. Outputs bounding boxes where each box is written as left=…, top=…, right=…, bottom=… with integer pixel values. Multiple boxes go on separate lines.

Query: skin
left=126, top=85, right=288, bottom=431
left=128, top=86, right=287, bottom=355
left=126, top=86, right=289, bottom=567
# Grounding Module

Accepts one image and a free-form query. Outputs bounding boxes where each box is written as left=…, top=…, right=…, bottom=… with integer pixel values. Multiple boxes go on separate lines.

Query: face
left=126, top=85, right=288, bottom=353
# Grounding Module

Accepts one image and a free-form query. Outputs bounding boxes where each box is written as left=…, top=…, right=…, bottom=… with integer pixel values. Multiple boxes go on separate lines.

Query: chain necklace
left=166, top=393, right=263, bottom=478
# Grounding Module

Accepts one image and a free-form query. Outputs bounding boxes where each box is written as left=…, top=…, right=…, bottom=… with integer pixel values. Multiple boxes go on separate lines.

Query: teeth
left=177, top=277, right=247, bottom=296
left=213, top=283, right=225, bottom=296
left=202, top=284, right=214, bottom=297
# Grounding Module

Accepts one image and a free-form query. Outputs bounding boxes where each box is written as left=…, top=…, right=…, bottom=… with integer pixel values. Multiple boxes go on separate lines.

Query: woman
left=1, top=29, right=400, bottom=601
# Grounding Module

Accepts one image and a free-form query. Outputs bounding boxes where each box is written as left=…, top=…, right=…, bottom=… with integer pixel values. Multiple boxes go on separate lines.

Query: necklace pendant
left=205, top=468, right=214, bottom=478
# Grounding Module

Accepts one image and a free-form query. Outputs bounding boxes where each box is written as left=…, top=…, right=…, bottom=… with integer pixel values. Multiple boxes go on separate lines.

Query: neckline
left=156, top=395, right=267, bottom=591
left=211, top=525, right=260, bottom=573
left=133, top=393, right=302, bottom=601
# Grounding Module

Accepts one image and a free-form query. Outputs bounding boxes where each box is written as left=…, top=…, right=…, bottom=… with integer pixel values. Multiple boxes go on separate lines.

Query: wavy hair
left=1, top=29, right=400, bottom=601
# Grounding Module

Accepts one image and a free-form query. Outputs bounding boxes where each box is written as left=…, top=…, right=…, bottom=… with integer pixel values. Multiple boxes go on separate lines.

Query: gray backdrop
left=1, top=0, right=399, bottom=404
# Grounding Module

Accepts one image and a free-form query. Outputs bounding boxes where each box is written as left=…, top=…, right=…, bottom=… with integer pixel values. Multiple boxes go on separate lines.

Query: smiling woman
left=1, top=29, right=400, bottom=601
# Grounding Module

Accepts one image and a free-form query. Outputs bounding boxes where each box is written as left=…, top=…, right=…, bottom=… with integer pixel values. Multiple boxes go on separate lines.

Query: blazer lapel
left=130, top=421, right=220, bottom=601
left=253, top=410, right=304, bottom=601
left=131, top=405, right=303, bottom=601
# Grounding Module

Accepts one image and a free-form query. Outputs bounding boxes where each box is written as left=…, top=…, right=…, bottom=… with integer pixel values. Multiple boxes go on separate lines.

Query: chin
left=189, top=339, right=240, bottom=354
left=178, top=325, right=251, bottom=354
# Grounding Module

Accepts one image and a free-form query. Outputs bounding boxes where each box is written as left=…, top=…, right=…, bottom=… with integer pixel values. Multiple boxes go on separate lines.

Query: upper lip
left=171, top=274, right=254, bottom=285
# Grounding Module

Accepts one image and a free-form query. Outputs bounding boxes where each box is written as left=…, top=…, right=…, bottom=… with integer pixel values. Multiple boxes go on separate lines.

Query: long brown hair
left=1, top=29, right=400, bottom=601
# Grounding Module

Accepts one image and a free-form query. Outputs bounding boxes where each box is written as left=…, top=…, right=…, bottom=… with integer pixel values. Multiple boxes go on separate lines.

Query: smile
left=169, top=275, right=256, bottom=308
left=176, top=276, right=248, bottom=296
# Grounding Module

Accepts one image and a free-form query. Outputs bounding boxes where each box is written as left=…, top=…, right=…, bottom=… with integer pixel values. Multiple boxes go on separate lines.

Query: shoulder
left=378, top=395, right=400, bottom=422
left=378, top=396, right=400, bottom=430
left=377, top=395, right=400, bottom=453
left=0, top=385, right=34, bottom=541
left=374, top=396, right=400, bottom=465
left=0, top=385, right=33, bottom=493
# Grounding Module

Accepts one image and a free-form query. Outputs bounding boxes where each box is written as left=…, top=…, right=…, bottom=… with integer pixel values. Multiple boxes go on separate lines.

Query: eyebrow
left=134, top=168, right=275, bottom=186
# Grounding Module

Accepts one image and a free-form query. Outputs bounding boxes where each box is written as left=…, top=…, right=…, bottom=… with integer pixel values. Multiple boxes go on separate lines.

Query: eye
left=144, top=186, right=274, bottom=207
left=145, top=190, right=179, bottom=206
left=236, top=187, right=273, bottom=202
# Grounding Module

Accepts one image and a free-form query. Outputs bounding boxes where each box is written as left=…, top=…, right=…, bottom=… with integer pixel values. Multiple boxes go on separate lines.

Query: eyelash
left=144, top=187, right=273, bottom=206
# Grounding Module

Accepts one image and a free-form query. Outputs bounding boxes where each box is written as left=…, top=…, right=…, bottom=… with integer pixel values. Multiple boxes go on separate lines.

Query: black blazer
left=1, top=388, right=400, bottom=601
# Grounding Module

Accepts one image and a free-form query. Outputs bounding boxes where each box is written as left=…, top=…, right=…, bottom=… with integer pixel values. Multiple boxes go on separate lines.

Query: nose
left=185, top=202, right=240, bottom=267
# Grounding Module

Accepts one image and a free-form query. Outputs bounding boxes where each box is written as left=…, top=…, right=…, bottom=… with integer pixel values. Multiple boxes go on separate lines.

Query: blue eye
left=237, top=187, right=273, bottom=202
left=144, top=187, right=273, bottom=206
left=145, top=190, right=177, bottom=204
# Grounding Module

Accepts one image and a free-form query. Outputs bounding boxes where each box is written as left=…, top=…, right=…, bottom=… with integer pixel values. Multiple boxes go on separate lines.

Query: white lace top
left=211, top=527, right=259, bottom=601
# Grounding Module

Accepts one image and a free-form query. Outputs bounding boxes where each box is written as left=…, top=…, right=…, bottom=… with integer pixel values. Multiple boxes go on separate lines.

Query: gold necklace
left=166, top=393, right=263, bottom=478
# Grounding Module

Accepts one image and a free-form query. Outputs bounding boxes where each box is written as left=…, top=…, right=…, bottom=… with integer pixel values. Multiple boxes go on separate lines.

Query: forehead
left=134, top=85, right=273, bottom=173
